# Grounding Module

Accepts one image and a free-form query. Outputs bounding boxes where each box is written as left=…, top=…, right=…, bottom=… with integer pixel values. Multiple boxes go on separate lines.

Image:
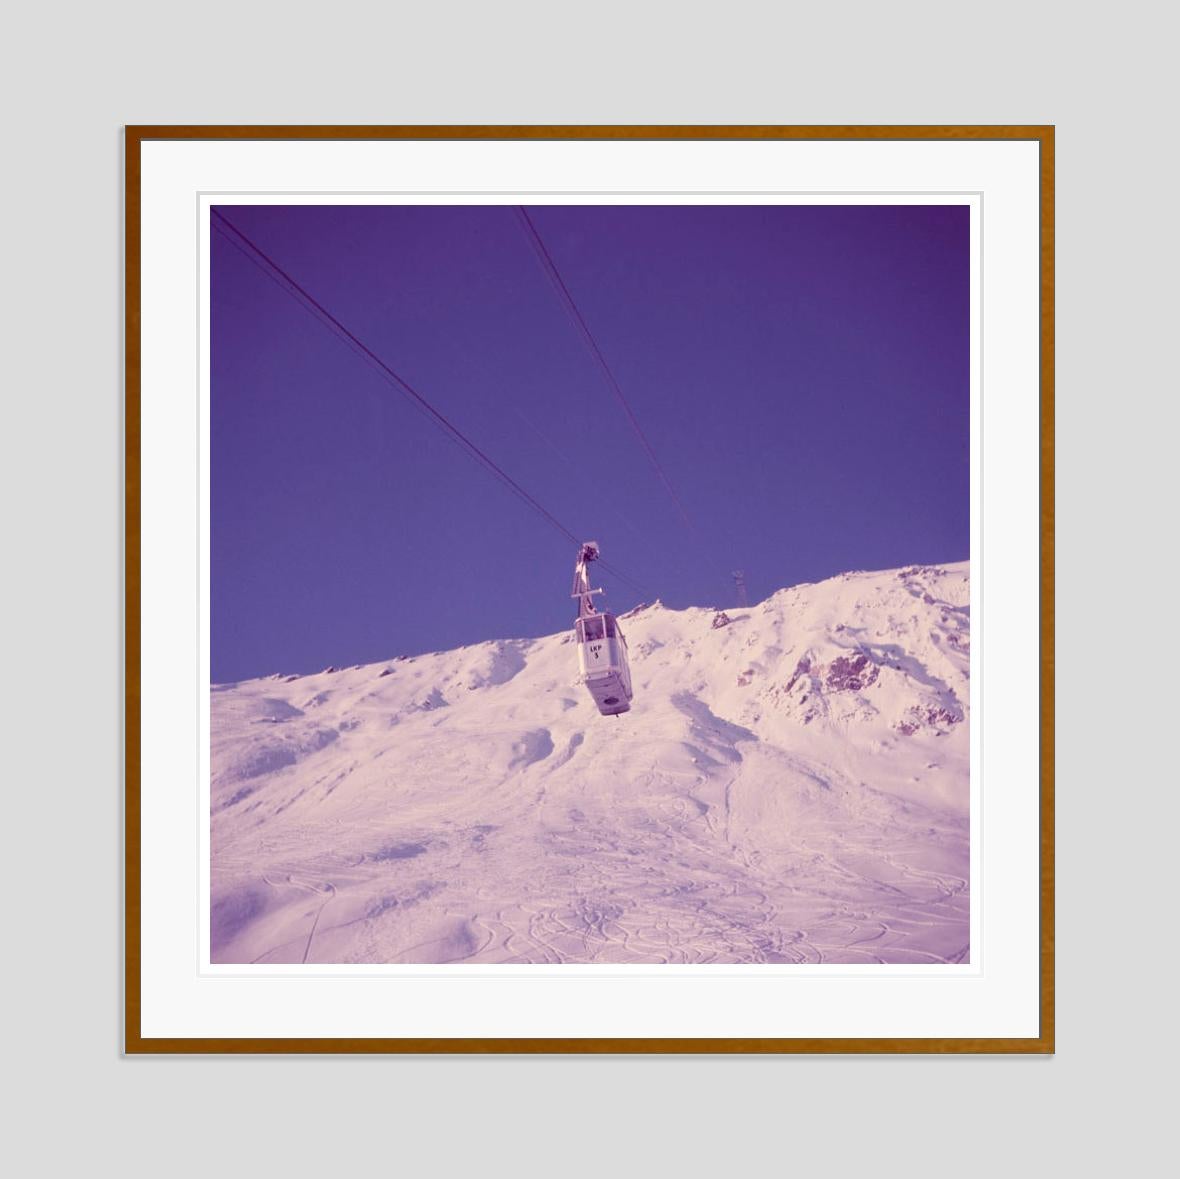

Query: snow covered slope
left=211, top=562, right=970, bottom=965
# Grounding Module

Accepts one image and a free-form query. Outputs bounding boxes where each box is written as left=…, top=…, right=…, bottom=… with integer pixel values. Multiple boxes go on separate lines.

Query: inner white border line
left=199, top=189, right=981, bottom=981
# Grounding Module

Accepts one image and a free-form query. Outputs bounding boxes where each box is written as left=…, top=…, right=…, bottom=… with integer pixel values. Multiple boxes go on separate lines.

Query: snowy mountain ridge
left=211, top=561, right=970, bottom=965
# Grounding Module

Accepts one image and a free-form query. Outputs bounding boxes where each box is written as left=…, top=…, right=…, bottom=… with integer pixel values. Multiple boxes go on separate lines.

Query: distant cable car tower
left=572, top=541, right=633, bottom=716
left=732, top=569, right=748, bottom=608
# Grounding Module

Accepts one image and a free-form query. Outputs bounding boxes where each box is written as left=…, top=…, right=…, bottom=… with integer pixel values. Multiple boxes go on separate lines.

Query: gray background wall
left=5, top=3, right=1165, bottom=1173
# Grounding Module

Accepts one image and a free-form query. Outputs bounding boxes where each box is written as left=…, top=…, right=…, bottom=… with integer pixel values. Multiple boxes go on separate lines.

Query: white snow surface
left=211, top=562, right=970, bottom=965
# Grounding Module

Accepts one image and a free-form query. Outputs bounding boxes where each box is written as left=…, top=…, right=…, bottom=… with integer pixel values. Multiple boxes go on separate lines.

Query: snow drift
left=211, top=562, right=970, bottom=965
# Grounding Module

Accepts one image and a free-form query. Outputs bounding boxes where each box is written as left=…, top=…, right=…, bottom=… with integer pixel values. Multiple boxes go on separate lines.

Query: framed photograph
left=126, top=125, right=1053, bottom=1053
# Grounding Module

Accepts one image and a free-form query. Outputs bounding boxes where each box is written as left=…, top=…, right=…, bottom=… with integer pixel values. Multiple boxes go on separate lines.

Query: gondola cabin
left=575, top=612, right=633, bottom=716
left=570, top=540, right=634, bottom=717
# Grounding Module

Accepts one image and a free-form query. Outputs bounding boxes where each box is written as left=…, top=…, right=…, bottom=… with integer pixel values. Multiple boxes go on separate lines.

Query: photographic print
left=209, top=200, right=972, bottom=968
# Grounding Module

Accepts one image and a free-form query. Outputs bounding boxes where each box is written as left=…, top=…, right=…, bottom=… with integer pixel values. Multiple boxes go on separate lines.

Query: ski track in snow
left=210, top=562, right=971, bottom=965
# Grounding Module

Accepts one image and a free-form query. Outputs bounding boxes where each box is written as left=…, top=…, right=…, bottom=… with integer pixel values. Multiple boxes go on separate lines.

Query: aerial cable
left=211, top=209, right=650, bottom=599
left=514, top=206, right=703, bottom=542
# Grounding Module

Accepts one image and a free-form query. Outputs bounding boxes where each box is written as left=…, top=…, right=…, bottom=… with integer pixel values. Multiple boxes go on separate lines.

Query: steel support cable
left=514, top=206, right=705, bottom=545
left=211, top=209, right=650, bottom=598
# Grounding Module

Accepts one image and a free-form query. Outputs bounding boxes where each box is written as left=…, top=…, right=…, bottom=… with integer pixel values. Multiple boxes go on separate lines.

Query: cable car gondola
left=571, top=541, right=633, bottom=716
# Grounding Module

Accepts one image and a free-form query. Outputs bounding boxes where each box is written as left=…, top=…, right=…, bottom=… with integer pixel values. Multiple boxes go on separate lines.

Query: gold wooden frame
left=125, top=125, right=1053, bottom=1054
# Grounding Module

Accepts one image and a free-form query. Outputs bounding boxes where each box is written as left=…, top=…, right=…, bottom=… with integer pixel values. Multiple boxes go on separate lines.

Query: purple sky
left=211, top=203, right=969, bottom=683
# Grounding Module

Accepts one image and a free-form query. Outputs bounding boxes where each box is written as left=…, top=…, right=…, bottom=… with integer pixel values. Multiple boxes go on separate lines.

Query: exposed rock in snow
left=211, top=561, right=970, bottom=965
